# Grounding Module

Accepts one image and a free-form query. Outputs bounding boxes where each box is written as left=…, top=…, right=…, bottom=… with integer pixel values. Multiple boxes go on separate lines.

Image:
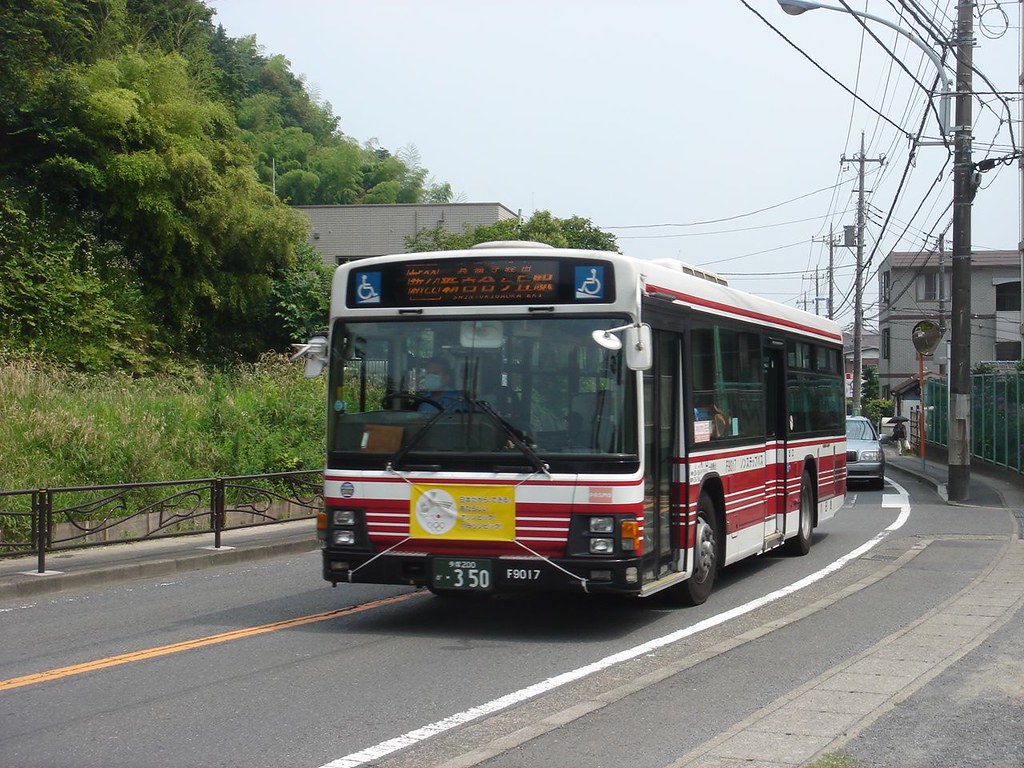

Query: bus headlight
left=332, top=530, right=356, bottom=546
left=589, top=516, right=614, bottom=533
left=589, top=537, right=614, bottom=554
left=333, top=509, right=356, bottom=526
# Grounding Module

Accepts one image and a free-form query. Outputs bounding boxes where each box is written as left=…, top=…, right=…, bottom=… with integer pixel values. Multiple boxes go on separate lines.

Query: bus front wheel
left=679, top=493, right=719, bottom=606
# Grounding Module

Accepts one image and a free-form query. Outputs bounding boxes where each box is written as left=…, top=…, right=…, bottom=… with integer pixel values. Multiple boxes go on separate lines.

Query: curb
left=887, top=459, right=948, bottom=500
left=0, top=536, right=319, bottom=600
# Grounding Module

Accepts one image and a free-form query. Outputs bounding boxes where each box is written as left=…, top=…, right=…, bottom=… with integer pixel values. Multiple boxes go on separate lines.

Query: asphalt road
left=0, top=471, right=1020, bottom=768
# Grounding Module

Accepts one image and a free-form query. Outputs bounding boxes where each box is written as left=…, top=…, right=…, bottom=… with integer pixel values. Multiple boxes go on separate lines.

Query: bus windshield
left=326, top=316, right=638, bottom=470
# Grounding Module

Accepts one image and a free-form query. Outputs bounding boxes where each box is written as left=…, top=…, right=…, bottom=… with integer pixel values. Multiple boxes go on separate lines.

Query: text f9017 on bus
left=293, top=241, right=846, bottom=605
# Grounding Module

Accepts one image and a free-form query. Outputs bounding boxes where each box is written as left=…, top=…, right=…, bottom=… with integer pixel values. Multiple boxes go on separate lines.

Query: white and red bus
left=295, top=241, right=846, bottom=605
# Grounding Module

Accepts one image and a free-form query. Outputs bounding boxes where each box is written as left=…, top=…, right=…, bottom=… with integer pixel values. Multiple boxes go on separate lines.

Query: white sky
left=207, top=1, right=1022, bottom=328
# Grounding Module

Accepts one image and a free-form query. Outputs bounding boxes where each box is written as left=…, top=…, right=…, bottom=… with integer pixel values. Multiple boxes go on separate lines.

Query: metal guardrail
left=0, top=471, right=323, bottom=574
left=922, top=371, right=1023, bottom=474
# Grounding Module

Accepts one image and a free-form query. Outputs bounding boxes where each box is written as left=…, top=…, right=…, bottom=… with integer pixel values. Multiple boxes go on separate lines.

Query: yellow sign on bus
left=409, top=485, right=515, bottom=542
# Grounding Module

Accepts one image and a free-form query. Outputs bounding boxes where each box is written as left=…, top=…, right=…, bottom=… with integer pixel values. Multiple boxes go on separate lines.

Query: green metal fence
left=924, top=372, right=1023, bottom=473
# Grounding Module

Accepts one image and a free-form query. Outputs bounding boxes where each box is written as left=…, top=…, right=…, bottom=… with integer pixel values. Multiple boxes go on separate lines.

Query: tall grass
left=0, top=355, right=326, bottom=491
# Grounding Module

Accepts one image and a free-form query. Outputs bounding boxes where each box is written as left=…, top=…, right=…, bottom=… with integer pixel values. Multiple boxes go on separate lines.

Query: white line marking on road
left=318, top=503, right=913, bottom=768
left=881, top=478, right=912, bottom=523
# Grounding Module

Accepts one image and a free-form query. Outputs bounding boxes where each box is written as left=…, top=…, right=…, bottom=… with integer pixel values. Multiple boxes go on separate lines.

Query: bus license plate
left=432, top=558, right=492, bottom=591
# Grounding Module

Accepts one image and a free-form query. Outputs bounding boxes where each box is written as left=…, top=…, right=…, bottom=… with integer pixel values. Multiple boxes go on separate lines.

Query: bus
left=294, top=241, right=846, bottom=605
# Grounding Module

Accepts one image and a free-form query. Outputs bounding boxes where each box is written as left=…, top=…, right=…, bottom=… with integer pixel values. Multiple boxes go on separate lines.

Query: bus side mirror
left=625, top=324, right=652, bottom=371
left=591, top=323, right=653, bottom=371
left=290, top=335, right=328, bottom=378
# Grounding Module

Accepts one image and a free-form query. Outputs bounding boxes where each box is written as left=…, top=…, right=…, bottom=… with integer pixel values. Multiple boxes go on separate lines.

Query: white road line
left=319, top=502, right=913, bottom=768
left=881, top=478, right=912, bottom=524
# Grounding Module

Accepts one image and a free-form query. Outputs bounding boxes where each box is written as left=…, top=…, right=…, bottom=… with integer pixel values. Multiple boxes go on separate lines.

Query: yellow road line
left=1, top=591, right=422, bottom=692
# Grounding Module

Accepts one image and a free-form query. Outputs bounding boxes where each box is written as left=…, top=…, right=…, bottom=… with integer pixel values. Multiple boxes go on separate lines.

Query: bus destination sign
left=347, top=257, right=615, bottom=307
left=404, top=259, right=557, bottom=304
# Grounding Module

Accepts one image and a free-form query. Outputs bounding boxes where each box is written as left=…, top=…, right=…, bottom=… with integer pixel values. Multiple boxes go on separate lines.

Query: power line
left=614, top=209, right=857, bottom=240
left=739, top=0, right=915, bottom=138
left=833, top=0, right=950, bottom=142
left=603, top=181, right=856, bottom=230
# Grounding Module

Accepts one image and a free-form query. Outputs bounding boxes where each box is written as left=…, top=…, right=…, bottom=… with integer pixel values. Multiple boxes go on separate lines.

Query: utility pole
left=948, top=1, right=975, bottom=502
left=828, top=225, right=836, bottom=319
left=1019, top=4, right=1024, bottom=371
left=842, top=133, right=885, bottom=416
left=814, top=268, right=822, bottom=315
left=811, top=233, right=837, bottom=317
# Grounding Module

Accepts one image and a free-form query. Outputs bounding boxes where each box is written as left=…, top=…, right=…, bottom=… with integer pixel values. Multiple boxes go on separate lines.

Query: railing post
left=212, top=478, right=224, bottom=549
left=36, top=488, right=50, bottom=574
left=33, top=490, right=41, bottom=573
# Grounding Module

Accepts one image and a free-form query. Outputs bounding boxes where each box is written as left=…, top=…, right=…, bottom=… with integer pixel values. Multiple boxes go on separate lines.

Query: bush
left=862, top=398, right=895, bottom=429
left=0, top=355, right=325, bottom=490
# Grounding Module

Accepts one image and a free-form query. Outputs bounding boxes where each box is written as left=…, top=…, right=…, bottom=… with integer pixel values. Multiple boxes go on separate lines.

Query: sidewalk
left=671, top=450, right=1024, bottom=767
left=883, top=442, right=1022, bottom=510
left=0, top=518, right=319, bottom=600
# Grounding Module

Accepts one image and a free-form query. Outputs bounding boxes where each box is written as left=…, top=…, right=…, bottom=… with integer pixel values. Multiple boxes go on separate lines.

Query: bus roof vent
left=470, top=240, right=555, bottom=250
left=649, top=258, right=729, bottom=286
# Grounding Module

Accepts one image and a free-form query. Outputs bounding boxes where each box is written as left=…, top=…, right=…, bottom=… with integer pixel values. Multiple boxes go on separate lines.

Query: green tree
left=0, top=0, right=456, bottom=369
left=66, top=50, right=308, bottom=354
left=0, top=190, right=156, bottom=371
left=862, top=398, right=894, bottom=429
left=422, top=181, right=455, bottom=203
left=406, top=211, right=618, bottom=253
left=560, top=215, right=619, bottom=251
left=276, top=168, right=320, bottom=204
left=308, top=141, right=363, bottom=203
left=270, top=244, right=332, bottom=342
left=862, top=366, right=880, bottom=401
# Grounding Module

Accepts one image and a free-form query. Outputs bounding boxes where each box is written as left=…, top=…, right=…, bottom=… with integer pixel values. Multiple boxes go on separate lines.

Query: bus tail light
left=620, top=520, right=642, bottom=554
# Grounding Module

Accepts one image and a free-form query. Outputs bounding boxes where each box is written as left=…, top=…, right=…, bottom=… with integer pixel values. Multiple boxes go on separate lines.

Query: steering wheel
left=382, top=391, right=444, bottom=411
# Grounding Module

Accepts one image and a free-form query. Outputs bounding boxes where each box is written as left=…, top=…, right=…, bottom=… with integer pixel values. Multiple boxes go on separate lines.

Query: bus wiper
left=386, top=408, right=448, bottom=470
left=468, top=398, right=550, bottom=476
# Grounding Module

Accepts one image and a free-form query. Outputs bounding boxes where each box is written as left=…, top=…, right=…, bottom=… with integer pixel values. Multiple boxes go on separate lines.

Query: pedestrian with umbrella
left=890, top=416, right=909, bottom=455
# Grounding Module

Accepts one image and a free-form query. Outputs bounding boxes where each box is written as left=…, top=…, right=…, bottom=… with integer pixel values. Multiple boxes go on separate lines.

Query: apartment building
left=296, top=203, right=518, bottom=267
left=876, top=249, right=1022, bottom=399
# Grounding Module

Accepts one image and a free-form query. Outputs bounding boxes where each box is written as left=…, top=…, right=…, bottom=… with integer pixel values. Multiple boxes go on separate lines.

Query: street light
left=777, top=1, right=951, bottom=136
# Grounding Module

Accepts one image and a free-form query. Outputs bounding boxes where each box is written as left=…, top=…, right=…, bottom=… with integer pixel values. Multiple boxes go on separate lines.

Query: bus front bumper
left=322, top=549, right=645, bottom=596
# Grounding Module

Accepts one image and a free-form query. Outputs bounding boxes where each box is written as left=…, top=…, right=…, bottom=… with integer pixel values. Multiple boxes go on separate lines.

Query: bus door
left=642, top=330, right=679, bottom=582
left=763, top=343, right=788, bottom=542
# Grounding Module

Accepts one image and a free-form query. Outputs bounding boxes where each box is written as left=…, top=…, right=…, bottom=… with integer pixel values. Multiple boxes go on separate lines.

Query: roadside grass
left=806, top=751, right=863, bottom=768
left=0, top=355, right=326, bottom=491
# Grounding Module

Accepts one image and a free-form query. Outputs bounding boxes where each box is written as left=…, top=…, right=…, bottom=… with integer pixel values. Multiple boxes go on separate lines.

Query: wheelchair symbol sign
left=574, top=265, right=605, bottom=300
left=354, top=272, right=382, bottom=305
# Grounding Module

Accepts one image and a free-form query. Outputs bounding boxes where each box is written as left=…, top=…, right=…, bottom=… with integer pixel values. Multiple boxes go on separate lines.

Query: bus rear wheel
left=678, top=492, right=719, bottom=606
left=783, top=470, right=814, bottom=556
